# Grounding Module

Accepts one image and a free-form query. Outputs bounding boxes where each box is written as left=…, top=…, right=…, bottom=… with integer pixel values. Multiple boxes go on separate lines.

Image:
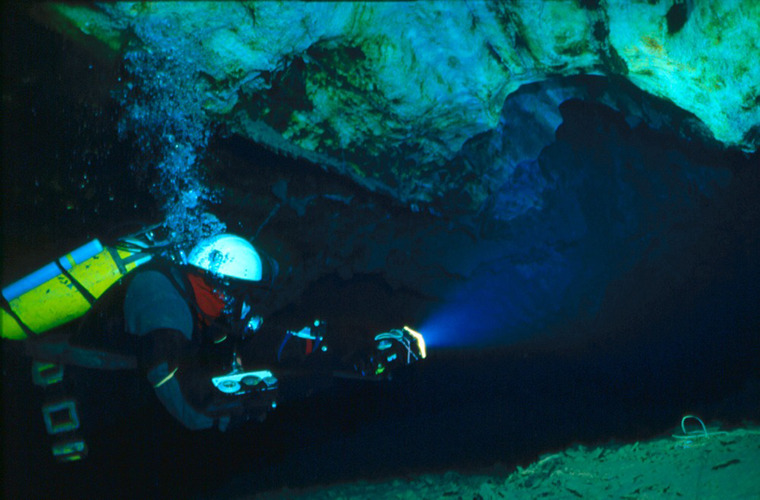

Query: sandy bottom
left=244, top=424, right=760, bottom=500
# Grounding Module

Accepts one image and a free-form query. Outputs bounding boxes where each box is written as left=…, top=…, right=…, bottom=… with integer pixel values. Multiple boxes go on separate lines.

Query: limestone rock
left=33, top=1, right=759, bottom=211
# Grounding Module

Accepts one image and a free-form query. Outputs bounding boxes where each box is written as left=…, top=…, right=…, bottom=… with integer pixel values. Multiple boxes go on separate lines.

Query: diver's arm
left=140, top=328, right=221, bottom=431
left=273, top=323, right=424, bottom=380
left=125, top=270, right=222, bottom=429
left=150, top=366, right=217, bottom=430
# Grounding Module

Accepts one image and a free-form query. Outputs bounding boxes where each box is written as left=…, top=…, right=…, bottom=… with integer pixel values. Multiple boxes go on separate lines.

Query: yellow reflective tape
left=403, top=326, right=427, bottom=359
left=63, top=253, right=77, bottom=267
left=153, top=367, right=178, bottom=388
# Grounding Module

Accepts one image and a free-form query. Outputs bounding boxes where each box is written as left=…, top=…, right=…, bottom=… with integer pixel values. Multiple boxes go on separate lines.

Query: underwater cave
left=2, top=2, right=759, bottom=499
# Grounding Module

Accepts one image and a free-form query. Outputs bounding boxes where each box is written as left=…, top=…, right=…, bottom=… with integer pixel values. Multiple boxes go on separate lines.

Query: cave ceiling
left=35, top=1, right=759, bottom=209
left=14, top=1, right=760, bottom=343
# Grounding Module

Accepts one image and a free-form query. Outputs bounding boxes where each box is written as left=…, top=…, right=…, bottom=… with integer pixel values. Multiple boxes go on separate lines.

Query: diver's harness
left=20, top=224, right=280, bottom=460
left=22, top=224, right=171, bottom=463
left=124, top=225, right=285, bottom=427
left=30, top=357, right=88, bottom=462
left=14, top=224, right=427, bottom=460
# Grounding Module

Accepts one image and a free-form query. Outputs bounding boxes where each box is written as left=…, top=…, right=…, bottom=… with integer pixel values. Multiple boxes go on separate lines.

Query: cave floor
left=243, top=425, right=760, bottom=500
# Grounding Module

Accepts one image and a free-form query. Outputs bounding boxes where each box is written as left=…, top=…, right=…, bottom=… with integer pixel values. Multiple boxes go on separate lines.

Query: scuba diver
left=2, top=228, right=426, bottom=461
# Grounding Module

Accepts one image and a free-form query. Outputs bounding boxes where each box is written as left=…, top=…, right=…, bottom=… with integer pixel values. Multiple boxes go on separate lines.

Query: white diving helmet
left=187, top=234, right=263, bottom=282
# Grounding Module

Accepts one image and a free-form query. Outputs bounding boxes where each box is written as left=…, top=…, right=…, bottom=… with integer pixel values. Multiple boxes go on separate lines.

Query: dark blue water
left=3, top=263, right=759, bottom=499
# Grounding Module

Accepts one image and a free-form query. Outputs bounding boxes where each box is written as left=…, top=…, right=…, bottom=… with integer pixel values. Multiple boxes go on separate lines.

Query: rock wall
left=34, top=1, right=759, bottom=214
left=9, top=2, right=759, bottom=345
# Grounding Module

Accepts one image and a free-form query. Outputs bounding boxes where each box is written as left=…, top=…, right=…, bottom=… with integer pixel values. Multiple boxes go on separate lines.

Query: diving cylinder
left=1, top=239, right=151, bottom=340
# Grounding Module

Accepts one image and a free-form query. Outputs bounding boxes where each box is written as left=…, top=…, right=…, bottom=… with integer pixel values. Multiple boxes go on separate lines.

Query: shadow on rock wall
left=207, top=93, right=756, bottom=353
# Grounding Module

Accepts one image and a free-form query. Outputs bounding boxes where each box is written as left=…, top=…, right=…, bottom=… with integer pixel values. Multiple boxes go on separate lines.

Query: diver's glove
left=359, top=326, right=427, bottom=379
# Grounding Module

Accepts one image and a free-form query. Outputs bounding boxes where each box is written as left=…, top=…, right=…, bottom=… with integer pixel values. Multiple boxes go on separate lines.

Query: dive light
left=403, top=325, right=427, bottom=359
left=374, top=325, right=427, bottom=363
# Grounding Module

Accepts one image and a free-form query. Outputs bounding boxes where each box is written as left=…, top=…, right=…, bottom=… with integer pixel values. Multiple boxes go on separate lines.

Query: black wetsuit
left=67, top=261, right=280, bottom=430
left=27, top=259, right=382, bottom=432
left=123, top=267, right=224, bottom=430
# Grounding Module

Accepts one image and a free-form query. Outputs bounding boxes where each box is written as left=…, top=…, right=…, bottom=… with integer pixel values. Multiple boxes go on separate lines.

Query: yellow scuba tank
left=1, top=239, right=152, bottom=340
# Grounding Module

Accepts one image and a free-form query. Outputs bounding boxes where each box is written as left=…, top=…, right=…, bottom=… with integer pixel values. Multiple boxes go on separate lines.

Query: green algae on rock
left=32, top=1, right=759, bottom=213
